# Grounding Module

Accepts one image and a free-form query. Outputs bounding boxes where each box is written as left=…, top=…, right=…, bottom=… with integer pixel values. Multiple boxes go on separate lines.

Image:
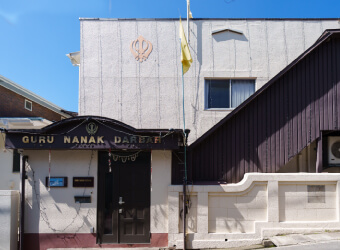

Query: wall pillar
left=197, top=191, right=208, bottom=234
left=337, top=181, right=340, bottom=221
left=267, top=180, right=279, bottom=222
left=316, top=136, right=323, bottom=173
left=168, top=191, right=179, bottom=230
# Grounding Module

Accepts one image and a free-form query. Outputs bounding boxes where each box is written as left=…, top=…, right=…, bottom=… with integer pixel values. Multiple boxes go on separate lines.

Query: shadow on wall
left=152, top=203, right=167, bottom=231
left=23, top=151, right=96, bottom=250
left=213, top=30, right=248, bottom=43
left=189, top=35, right=340, bottom=184
left=191, top=21, right=203, bottom=141
left=208, top=184, right=267, bottom=233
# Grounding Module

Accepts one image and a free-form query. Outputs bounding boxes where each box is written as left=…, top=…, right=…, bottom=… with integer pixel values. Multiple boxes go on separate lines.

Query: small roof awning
left=5, top=116, right=184, bottom=150
left=0, top=117, right=52, bottom=129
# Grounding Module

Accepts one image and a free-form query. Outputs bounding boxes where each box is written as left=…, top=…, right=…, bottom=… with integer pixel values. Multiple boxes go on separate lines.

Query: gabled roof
left=0, top=75, right=75, bottom=118
left=190, top=29, right=340, bottom=148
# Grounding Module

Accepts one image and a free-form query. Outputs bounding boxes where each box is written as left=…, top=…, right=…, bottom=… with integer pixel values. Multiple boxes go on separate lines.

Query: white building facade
left=6, top=19, right=340, bottom=250
left=79, top=18, right=340, bottom=143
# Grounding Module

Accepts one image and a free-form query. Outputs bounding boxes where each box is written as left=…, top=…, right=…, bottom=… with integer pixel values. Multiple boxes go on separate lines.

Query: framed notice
left=74, top=196, right=91, bottom=203
left=45, top=177, right=68, bottom=188
left=73, top=177, right=94, bottom=187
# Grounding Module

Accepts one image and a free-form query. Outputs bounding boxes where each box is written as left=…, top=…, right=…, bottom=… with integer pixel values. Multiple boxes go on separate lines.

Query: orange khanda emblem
left=130, top=35, right=153, bottom=62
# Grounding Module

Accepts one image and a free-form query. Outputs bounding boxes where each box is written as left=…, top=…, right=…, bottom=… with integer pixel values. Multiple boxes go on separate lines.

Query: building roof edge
left=0, top=75, right=72, bottom=118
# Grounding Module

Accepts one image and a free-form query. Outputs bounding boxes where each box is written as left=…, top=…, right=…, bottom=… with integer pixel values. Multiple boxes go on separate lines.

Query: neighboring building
left=0, top=75, right=74, bottom=190
left=0, top=75, right=75, bottom=250
left=0, top=75, right=73, bottom=121
left=5, top=19, right=340, bottom=250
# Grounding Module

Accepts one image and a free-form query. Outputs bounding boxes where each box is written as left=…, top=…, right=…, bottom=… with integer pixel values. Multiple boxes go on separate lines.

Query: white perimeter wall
left=0, top=190, right=19, bottom=250
left=168, top=173, right=340, bottom=249
left=79, top=19, right=340, bottom=143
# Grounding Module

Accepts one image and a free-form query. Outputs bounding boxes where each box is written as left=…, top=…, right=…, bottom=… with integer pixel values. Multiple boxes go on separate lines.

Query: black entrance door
left=97, top=151, right=151, bottom=244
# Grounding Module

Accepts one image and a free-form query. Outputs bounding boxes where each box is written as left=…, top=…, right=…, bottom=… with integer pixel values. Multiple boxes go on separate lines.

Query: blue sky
left=0, top=0, right=339, bottom=112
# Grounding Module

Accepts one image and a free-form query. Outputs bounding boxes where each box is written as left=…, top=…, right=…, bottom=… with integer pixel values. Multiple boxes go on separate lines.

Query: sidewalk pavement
left=217, top=231, right=340, bottom=250
left=49, top=231, right=340, bottom=250
left=268, top=231, right=340, bottom=248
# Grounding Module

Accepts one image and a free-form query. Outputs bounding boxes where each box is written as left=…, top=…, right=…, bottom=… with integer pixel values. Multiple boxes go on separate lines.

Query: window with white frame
left=25, top=99, right=32, bottom=111
left=205, top=79, right=255, bottom=109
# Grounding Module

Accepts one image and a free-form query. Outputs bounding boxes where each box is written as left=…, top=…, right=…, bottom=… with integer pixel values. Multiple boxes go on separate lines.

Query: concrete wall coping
left=168, top=173, right=340, bottom=193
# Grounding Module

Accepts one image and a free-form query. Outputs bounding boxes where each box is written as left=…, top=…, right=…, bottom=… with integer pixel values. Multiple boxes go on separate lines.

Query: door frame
left=96, top=150, right=151, bottom=244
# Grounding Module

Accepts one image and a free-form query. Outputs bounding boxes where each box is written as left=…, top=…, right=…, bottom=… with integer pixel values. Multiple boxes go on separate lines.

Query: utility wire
left=27, top=150, right=94, bottom=233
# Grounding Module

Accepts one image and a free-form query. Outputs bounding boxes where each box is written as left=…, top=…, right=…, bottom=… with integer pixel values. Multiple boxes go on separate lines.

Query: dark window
left=206, top=79, right=255, bottom=109
left=13, top=149, right=20, bottom=172
left=25, top=99, right=32, bottom=111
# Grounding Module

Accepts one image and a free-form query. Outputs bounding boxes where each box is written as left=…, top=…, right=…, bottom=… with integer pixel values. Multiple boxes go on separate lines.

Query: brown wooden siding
left=173, top=31, right=340, bottom=184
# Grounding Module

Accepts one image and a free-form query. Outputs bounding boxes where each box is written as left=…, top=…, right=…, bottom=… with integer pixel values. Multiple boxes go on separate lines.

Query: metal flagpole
left=187, top=0, right=190, bottom=42
left=180, top=38, right=187, bottom=250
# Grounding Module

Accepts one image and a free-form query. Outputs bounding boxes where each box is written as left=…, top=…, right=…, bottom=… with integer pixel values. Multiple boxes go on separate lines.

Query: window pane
left=104, top=173, right=113, bottom=234
left=207, top=80, right=230, bottom=108
left=231, top=80, right=255, bottom=108
left=13, top=149, right=20, bottom=172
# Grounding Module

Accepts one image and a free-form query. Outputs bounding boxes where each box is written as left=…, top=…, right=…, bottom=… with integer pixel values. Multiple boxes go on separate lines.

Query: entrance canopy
left=5, top=116, right=184, bottom=150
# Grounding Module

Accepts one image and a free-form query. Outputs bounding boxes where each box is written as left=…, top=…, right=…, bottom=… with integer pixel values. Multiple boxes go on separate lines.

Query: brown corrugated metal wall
left=173, top=32, right=340, bottom=184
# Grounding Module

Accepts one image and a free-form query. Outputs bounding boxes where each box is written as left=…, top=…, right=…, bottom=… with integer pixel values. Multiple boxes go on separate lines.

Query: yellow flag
left=179, top=18, right=192, bottom=74
left=187, top=0, right=193, bottom=18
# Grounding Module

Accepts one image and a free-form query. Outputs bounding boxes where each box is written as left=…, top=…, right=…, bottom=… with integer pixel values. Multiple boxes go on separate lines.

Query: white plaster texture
left=0, top=190, right=19, bottom=250
left=24, top=150, right=97, bottom=233
left=0, top=136, right=20, bottom=190
left=169, top=173, right=340, bottom=249
left=0, top=121, right=52, bottom=191
left=197, top=192, right=208, bottom=234
left=150, top=150, right=171, bottom=233
left=179, top=194, right=197, bottom=233
left=22, top=149, right=173, bottom=237
left=79, top=19, right=340, bottom=144
left=279, top=183, right=337, bottom=221
left=208, top=184, right=267, bottom=233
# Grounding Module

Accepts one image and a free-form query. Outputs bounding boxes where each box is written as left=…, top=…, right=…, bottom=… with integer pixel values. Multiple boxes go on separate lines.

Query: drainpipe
left=19, top=154, right=28, bottom=250
left=183, top=129, right=190, bottom=250
left=183, top=178, right=186, bottom=250
left=316, top=135, right=323, bottom=173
